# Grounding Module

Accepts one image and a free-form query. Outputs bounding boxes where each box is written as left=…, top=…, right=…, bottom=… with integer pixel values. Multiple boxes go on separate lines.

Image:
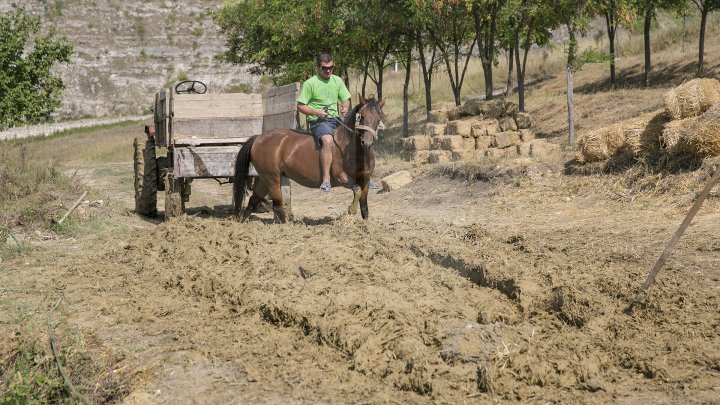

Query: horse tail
left=232, top=135, right=257, bottom=216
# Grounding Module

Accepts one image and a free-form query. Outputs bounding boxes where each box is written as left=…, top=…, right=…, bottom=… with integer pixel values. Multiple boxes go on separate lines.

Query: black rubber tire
left=133, top=134, right=158, bottom=216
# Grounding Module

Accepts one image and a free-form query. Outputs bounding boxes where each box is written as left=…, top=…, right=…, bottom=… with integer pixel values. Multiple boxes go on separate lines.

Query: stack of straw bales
left=402, top=98, right=557, bottom=165
left=577, top=78, right=720, bottom=164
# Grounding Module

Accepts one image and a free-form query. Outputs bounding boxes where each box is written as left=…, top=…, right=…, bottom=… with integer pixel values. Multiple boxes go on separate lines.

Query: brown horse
left=232, top=95, right=385, bottom=222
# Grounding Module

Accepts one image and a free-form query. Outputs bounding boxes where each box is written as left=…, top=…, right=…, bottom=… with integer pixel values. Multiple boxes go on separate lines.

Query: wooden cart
left=134, top=81, right=300, bottom=218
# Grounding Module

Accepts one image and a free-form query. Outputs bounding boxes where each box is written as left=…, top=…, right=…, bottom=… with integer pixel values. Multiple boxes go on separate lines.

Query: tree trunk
left=361, top=58, right=370, bottom=97
left=643, top=8, right=652, bottom=88
left=402, top=51, right=412, bottom=137
left=516, top=31, right=529, bottom=112
left=605, top=12, right=616, bottom=87
left=567, top=66, right=575, bottom=146
left=472, top=3, right=496, bottom=100
left=697, top=8, right=708, bottom=76
left=416, top=31, right=434, bottom=120
left=506, top=45, right=514, bottom=96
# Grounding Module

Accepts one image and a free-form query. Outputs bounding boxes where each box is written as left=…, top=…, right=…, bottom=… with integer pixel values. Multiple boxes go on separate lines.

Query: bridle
left=353, top=106, right=384, bottom=139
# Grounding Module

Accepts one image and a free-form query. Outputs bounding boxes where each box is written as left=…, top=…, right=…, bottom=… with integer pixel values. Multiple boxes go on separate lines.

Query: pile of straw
left=663, top=78, right=720, bottom=120
left=577, top=110, right=666, bottom=163
left=678, top=104, right=720, bottom=158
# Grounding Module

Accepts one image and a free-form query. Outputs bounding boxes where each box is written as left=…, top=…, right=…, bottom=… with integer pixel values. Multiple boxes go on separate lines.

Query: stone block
left=514, top=112, right=533, bottom=129
left=381, top=170, right=413, bottom=191
left=493, top=131, right=521, bottom=149
left=529, top=139, right=559, bottom=157
left=433, top=136, right=473, bottom=151
left=402, top=136, right=432, bottom=151
left=517, top=142, right=532, bottom=157
left=519, top=129, right=535, bottom=142
left=485, top=147, right=518, bottom=158
left=471, top=118, right=501, bottom=137
left=428, top=109, right=450, bottom=123
left=401, top=150, right=430, bottom=164
left=428, top=150, right=452, bottom=164
left=445, top=119, right=476, bottom=137
left=475, top=136, right=493, bottom=150
left=498, top=116, right=518, bottom=131
left=477, top=99, right=506, bottom=119
left=422, top=123, right=446, bottom=137
left=452, top=150, right=484, bottom=161
left=505, top=101, right=519, bottom=115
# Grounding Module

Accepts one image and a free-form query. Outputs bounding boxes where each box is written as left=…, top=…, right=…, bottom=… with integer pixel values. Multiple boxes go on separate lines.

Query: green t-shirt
left=297, top=74, right=351, bottom=122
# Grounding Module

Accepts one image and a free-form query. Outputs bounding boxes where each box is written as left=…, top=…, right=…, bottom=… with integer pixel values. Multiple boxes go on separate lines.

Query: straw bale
left=663, top=78, right=720, bottom=120
left=428, top=150, right=452, bottom=164
left=681, top=104, right=720, bottom=158
left=661, top=117, right=694, bottom=154
left=422, top=123, right=446, bottom=137
left=402, top=136, right=431, bottom=151
left=622, top=110, right=669, bottom=159
left=576, top=125, right=625, bottom=163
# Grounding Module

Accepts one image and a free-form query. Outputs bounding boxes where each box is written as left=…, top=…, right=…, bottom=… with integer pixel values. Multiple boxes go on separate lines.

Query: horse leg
left=347, top=184, right=361, bottom=215
left=266, top=181, right=287, bottom=224
left=360, top=184, right=370, bottom=220
left=241, top=180, right=269, bottom=222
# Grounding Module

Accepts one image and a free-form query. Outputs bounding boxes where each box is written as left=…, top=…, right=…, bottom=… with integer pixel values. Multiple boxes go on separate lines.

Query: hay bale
left=445, top=119, right=478, bottom=137
left=433, top=136, right=474, bottom=151
left=623, top=110, right=669, bottom=160
left=681, top=104, right=720, bottom=158
left=663, top=78, right=720, bottom=120
left=401, top=150, right=430, bottom=165
left=661, top=117, right=694, bottom=154
left=576, top=125, right=625, bottom=163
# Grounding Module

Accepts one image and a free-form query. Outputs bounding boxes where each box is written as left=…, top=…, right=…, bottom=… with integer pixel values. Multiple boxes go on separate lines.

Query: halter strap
left=355, top=124, right=377, bottom=138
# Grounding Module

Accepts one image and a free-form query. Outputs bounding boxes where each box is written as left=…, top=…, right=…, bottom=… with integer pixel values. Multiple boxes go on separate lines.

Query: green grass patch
left=4, top=120, right=142, bottom=147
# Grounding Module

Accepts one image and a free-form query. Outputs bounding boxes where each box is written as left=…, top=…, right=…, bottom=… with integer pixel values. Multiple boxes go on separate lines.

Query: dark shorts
left=309, top=118, right=340, bottom=148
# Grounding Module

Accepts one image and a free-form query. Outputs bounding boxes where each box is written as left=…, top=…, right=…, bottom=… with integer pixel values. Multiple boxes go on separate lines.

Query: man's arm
left=339, top=99, right=350, bottom=116
left=297, top=103, right=329, bottom=120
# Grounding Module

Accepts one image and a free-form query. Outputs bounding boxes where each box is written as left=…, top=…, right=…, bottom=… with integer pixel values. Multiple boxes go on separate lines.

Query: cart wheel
left=133, top=134, right=158, bottom=216
left=164, top=172, right=185, bottom=219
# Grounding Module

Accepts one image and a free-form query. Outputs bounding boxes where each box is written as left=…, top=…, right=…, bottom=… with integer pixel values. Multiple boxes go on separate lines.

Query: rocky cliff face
left=1, top=1, right=257, bottom=119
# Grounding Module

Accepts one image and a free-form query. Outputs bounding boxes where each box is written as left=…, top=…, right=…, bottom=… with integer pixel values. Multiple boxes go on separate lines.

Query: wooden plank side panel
left=263, top=112, right=297, bottom=133
left=154, top=90, right=169, bottom=147
left=173, top=118, right=262, bottom=139
left=174, top=146, right=259, bottom=178
left=173, top=104, right=263, bottom=119
left=174, top=137, right=250, bottom=146
left=263, top=83, right=300, bottom=131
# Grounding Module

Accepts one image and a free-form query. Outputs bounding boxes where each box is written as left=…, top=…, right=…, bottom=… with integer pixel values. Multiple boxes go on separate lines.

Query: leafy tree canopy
left=0, top=8, right=73, bottom=130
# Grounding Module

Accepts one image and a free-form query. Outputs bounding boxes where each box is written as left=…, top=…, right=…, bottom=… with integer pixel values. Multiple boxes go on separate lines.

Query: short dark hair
left=317, top=53, right=333, bottom=65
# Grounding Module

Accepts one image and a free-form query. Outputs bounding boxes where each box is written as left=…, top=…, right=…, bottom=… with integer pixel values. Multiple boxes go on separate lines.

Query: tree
left=0, top=8, right=73, bottom=130
left=470, top=0, right=505, bottom=100
left=689, top=0, right=720, bottom=76
left=632, top=0, right=684, bottom=87
left=426, top=1, right=477, bottom=105
left=590, top=0, right=633, bottom=86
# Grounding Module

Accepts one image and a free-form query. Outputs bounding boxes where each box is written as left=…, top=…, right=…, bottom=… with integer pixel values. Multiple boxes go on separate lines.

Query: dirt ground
left=2, top=128, right=720, bottom=403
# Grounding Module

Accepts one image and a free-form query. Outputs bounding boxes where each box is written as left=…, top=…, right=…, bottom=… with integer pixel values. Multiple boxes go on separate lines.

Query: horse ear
left=358, top=93, right=367, bottom=105
left=378, top=99, right=385, bottom=109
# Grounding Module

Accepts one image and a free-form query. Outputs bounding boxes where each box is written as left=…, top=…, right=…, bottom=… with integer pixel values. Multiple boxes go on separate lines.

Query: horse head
left=354, top=94, right=385, bottom=151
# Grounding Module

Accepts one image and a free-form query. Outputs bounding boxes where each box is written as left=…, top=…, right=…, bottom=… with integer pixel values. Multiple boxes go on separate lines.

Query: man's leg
left=320, top=134, right=333, bottom=188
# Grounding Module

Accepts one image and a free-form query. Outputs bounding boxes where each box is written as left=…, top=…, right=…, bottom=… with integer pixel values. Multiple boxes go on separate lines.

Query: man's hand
left=316, top=109, right=329, bottom=120
left=339, top=106, right=348, bottom=116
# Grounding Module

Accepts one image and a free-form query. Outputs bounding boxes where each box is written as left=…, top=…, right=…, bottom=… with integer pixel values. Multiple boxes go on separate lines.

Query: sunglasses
left=320, top=65, right=334, bottom=71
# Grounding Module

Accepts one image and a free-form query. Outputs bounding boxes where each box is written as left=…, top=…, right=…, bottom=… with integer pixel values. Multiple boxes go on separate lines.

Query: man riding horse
left=296, top=52, right=352, bottom=192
